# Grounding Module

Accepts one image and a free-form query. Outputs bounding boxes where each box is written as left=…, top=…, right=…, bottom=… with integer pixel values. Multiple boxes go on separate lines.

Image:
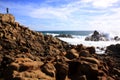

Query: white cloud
left=28, top=1, right=82, bottom=20
left=29, top=7, right=69, bottom=20
left=89, top=7, right=120, bottom=32
left=1, top=0, right=120, bottom=31
left=18, top=0, right=120, bottom=31
left=81, top=0, right=119, bottom=8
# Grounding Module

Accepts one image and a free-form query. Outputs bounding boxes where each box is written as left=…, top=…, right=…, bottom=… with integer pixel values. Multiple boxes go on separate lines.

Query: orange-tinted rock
left=41, top=62, right=56, bottom=77
left=5, top=58, right=56, bottom=80
left=0, top=14, right=15, bottom=23
left=65, top=49, right=79, bottom=59
left=81, top=57, right=100, bottom=65
left=13, top=70, right=55, bottom=80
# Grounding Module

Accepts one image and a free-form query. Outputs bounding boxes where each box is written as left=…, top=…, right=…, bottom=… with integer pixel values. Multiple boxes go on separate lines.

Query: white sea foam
left=45, top=31, right=120, bottom=54
left=46, top=33, right=59, bottom=37
left=58, top=37, right=120, bottom=54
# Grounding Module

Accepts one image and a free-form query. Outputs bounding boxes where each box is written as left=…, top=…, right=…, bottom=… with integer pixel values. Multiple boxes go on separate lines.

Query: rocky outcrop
left=4, top=58, right=55, bottom=80
left=85, top=30, right=109, bottom=41
left=0, top=14, right=15, bottom=23
left=106, top=44, right=120, bottom=54
left=0, top=13, right=119, bottom=80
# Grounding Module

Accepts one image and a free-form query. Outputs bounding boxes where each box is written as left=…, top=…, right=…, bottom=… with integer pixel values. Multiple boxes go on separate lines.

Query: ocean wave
left=44, top=31, right=120, bottom=54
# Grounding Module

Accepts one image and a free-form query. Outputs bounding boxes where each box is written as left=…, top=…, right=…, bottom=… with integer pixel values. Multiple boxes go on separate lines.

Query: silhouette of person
left=6, top=8, right=9, bottom=14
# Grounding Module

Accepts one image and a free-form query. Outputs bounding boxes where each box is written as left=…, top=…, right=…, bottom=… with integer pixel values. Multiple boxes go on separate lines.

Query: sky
left=0, top=0, right=120, bottom=32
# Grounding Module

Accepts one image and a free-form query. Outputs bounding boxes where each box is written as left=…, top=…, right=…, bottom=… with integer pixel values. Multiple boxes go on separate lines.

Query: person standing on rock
left=6, top=8, right=9, bottom=14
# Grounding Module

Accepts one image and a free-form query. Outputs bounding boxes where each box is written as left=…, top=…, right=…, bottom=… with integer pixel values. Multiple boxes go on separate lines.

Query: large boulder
left=68, top=57, right=108, bottom=80
left=0, top=14, right=15, bottom=23
left=65, top=49, right=79, bottom=59
left=79, top=50, right=90, bottom=57
left=55, top=62, right=68, bottom=80
left=106, top=44, right=120, bottom=54
left=41, top=62, right=56, bottom=77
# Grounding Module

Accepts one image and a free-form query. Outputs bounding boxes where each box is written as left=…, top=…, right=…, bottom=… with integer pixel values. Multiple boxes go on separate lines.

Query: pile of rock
left=0, top=13, right=119, bottom=80
left=85, top=30, right=109, bottom=41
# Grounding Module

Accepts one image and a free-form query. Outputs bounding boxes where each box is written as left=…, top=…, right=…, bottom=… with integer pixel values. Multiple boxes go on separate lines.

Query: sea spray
left=42, top=31, right=120, bottom=54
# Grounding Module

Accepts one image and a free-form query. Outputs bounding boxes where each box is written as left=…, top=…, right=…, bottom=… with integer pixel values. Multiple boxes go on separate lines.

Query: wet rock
left=106, top=44, right=120, bottom=54
left=85, top=30, right=109, bottom=41
left=114, top=36, right=120, bottom=41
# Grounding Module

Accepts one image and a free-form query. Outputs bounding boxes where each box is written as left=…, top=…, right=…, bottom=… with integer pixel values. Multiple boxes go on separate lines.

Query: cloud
left=1, top=0, right=120, bottom=31
left=81, top=0, right=119, bottom=8
left=28, top=0, right=82, bottom=20
left=29, top=7, right=69, bottom=20
left=89, top=7, right=120, bottom=32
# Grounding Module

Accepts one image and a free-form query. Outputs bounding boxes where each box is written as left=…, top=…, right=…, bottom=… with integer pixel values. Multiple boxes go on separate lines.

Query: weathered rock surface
left=0, top=13, right=119, bottom=80
left=85, top=30, right=109, bottom=41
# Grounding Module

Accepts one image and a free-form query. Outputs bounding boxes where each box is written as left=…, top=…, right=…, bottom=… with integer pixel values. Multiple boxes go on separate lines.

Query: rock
left=9, top=58, right=44, bottom=71
left=68, top=57, right=106, bottom=80
left=48, top=45, right=61, bottom=56
left=55, top=62, right=68, bottom=80
left=85, top=30, right=109, bottom=41
left=76, top=44, right=86, bottom=52
left=0, top=14, right=15, bottom=23
left=55, top=34, right=73, bottom=38
left=41, top=62, right=56, bottom=77
left=4, top=58, right=56, bottom=80
left=68, top=60, right=98, bottom=80
left=0, top=13, right=119, bottom=80
left=65, top=49, right=79, bottom=59
left=113, top=68, right=120, bottom=76
left=0, top=45, right=2, bottom=50
left=13, top=70, right=55, bottom=80
left=79, top=50, right=90, bottom=57
left=79, top=75, right=87, bottom=80
left=81, top=57, right=100, bottom=65
left=114, top=36, right=120, bottom=41
left=1, top=55, right=14, bottom=68
left=86, top=46, right=96, bottom=54
left=106, top=44, right=120, bottom=54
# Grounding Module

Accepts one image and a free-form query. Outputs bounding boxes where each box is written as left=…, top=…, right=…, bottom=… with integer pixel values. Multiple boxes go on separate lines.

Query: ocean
left=41, top=31, right=93, bottom=36
left=40, top=31, right=120, bottom=54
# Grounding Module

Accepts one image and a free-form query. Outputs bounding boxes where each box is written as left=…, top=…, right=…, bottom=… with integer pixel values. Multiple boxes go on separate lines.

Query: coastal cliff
left=0, top=13, right=119, bottom=80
